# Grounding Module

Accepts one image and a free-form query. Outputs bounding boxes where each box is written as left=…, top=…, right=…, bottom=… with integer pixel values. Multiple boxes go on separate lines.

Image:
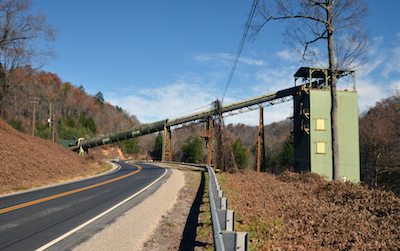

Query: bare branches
left=251, top=1, right=327, bottom=40
left=309, top=0, right=328, bottom=11
left=268, top=13, right=327, bottom=24
left=302, top=30, right=327, bottom=58
left=251, top=0, right=370, bottom=70
left=0, top=0, right=56, bottom=108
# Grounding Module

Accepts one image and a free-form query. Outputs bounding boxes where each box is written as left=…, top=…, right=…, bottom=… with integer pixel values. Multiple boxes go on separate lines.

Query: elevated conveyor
left=167, top=85, right=304, bottom=126
left=70, top=84, right=305, bottom=153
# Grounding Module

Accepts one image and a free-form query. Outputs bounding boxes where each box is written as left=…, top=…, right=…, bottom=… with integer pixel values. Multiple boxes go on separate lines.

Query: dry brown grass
left=220, top=170, right=400, bottom=250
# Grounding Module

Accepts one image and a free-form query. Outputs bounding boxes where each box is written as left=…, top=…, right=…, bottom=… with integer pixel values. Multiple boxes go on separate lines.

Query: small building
left=60, top=139, right=76, bottom=149
left=293, top=67, right=360, bottom=182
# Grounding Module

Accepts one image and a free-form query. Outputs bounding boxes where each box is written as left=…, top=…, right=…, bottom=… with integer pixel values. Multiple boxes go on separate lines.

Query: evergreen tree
left=150, top=133, right=163, bottom=160
left=231, top=138, right=249, bottom=169
left=86, top=116, right=97, bottom=134
left=181, top=133, right=204, bottom=164
left=116, top=106, right=123, bottom=112
left=277, top=135, right=294, bottom=167
left=79, top=113, right=86, bottom=126
left=78, top=113, right=97, bottom=135
left=57, top=116, right=94, bottom=140
left=123, top=138, right=139, bottom=154
left=8, top=119, right=24, bottom=132
left=94, top=91, right=105, bottom=108
left=37, top=121, right=50, bottom=139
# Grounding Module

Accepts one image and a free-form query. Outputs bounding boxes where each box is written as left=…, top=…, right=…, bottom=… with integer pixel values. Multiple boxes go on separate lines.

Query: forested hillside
left=359, top=92, right=400, bottom=194
left=1, top=67, right=142, bottom=155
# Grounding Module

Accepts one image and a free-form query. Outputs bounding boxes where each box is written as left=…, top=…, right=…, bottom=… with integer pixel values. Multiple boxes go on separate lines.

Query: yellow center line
left=0, top=163, right=142, bottom=215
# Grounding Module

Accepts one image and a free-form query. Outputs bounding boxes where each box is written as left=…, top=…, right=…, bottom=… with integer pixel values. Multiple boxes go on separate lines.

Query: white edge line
left=35, top=167, right=167, bottom=251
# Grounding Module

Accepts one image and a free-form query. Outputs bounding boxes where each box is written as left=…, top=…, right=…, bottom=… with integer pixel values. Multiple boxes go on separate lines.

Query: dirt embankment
left=0, top=119, right=105, bottom=194
left=221, top=170, right=400, bottom=250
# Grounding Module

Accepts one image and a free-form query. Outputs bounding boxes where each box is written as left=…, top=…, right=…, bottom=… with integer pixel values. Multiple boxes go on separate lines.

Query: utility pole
left=30, top=97, right=39, bottom=136
left=48, top=103, right=55, bottom=142
left=52, top=114, right=55, bottom=142
left=48, top=103, right=51, bottom=131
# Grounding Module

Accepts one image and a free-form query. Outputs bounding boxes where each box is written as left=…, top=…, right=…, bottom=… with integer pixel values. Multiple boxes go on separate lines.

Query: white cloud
left=225, top=102, right=293, bottom=126
left=192, top=52, right=267, bottom=67
left=370, top=36, right=384, bottom=55
left=239, top=57, right=266, bottom=66
left=276, top=50, right=292, bottom=60
left=276, top=49, right=302, bottom=63
left=107, top=82, right=218, bottom=124
left=349, top=36, right=400, bottom=111
left=383, top=46, right=400, bottom=78
left=253, top=67, right=296, bottom=93
left=356, top=79, right=387, bottom=111
left=193, top=52, right=233, bottom=67
left=390, top=80, right=400, bottom=94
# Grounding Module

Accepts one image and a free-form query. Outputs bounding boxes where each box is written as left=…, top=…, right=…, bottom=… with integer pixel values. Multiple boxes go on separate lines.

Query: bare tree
left=251, top=0, right=370, bottom=180
left=0, top=0, right=56, bottom=115
left=213, top=100, right=238, bottom=173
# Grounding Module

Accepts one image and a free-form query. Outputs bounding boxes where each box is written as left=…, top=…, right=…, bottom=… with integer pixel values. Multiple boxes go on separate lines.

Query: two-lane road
left=0, top=162, right=168, bottom=251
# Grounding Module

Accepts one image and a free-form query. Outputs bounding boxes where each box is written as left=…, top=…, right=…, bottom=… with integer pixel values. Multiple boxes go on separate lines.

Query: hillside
left=0, top=119, right=105, bottom=194
left=1, top=68, right=139, bottom=147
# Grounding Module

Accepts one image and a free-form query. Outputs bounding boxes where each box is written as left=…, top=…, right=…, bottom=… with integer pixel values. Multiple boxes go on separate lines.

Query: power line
left=221, top=0, right=259, bottom=104
left=168, top=103, right=213, bottom=119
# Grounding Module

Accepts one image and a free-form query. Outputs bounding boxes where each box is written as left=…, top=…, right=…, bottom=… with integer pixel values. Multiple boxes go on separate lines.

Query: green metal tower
left=293, top=67, right=360, bottom=182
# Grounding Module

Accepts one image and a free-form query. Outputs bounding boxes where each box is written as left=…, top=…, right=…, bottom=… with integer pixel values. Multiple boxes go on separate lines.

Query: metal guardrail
left=160, top=161, right=248, bottom=250
left=207, top=165, right=248, bottom=251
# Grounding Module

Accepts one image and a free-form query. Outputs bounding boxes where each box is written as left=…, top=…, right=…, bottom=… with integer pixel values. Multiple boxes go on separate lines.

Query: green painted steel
left=70, top=119, right=167, bottom=152
left=309, top=89, right=334, bottom=180
left=294, top=89, right=360, bottom=182
left=336, top=91, right=360, bottom=182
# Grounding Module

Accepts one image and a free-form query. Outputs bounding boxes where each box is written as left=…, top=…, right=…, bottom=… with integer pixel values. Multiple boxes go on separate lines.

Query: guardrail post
left=213, top=197, right=228, bottom=210
left=212, top=189, right=224, bottom=198
left=222, top=231, right=249, bottom=251
left=236, top=232, right=249, bottom=251
left=216, top=209, right=235, bottom=231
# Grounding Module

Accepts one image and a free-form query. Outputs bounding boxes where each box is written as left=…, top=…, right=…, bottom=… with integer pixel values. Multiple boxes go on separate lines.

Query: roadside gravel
left=73, top=165, right=185, bottom=251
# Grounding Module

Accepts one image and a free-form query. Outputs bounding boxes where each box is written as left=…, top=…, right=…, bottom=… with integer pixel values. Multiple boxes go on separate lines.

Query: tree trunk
left=327, top=1, right=340, bottom=181
left=331, top=71, right=340, bottom=180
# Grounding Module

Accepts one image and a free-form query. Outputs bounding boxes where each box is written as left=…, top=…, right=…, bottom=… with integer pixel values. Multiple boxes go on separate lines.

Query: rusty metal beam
left=162, top=125, right=172, bottom=162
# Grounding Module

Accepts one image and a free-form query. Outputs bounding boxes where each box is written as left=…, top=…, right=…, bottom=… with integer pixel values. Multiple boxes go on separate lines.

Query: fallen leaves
left=220, top=170, right=400, bottom=250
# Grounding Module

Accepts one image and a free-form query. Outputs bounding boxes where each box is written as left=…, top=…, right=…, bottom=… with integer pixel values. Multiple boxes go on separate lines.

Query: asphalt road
left=0, top=161, right=169, bottom=251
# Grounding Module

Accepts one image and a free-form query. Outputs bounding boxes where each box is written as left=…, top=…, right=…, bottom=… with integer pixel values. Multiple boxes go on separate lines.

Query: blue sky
left=33, top=1, right=400, bottom=126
